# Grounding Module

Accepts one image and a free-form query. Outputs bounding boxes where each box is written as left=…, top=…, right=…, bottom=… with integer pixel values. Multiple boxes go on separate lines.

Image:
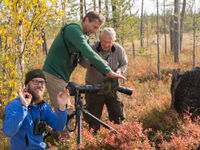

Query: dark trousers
left=83, top=92, right=125, bottom=130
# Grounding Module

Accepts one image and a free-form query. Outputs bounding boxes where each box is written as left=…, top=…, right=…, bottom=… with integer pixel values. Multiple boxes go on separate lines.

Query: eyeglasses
left=31, top=79, right=46, bottom=86
left=101, top=40, right=113, bottom=45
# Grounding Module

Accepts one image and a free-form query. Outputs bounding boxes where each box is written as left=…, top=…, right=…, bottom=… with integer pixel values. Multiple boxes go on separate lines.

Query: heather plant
left=99, top=122, right=154, bottom=150
left=64, top=121, right=155, bottom=150
left=159, top=115, right=200, bottom=150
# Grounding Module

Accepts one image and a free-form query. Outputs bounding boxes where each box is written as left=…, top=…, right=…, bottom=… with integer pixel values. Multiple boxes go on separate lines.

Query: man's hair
left=83, top=11, right=105, bottom=24
left=101, top=27, right=116, bottom=40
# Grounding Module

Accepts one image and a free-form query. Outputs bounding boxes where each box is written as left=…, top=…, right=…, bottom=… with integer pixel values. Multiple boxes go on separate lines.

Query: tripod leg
left=77, top=109, right=82, bottom=150
left=75, top=92, right=83, bottom=150
left=83, top=109, right=118, bottom=134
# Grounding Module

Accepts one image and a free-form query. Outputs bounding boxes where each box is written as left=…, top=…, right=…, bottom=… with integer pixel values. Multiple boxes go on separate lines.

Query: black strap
left=28, top=101, right=45, bottom=121
left=28, top=106, right=34, bottom=120
left=96, top=42, right=112, bottom=62
left=25, top=133, right=29, bottom=146
left=61, top=24, right=72, bottom=56
left=96, top=42, right=101, bottom=52
left=61, top=24, right=81, bottom=67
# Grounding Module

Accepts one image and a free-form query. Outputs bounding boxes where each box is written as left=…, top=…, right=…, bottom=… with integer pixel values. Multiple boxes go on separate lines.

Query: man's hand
left=18, top=88, right=32, bottom=107
left=116, top=70, right=125, bottom=84
left=116, top=70, right=121, bottom=74
left=106, top=70, right=127, bottom=81
left=57, top=88, right=71, bottom=111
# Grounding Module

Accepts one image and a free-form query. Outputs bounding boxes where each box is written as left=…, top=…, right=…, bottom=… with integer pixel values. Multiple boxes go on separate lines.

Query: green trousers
left=83, top=92, right=125, bottom=130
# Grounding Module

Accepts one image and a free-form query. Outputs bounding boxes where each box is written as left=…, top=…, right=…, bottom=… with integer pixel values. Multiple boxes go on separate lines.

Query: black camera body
left=33, top=119, right=46, bottom=135
left=66, top=82, right=133, bottom=96
left=70, top=52, right=81, bottom=67
left=66, top=82, right=100, bottom=96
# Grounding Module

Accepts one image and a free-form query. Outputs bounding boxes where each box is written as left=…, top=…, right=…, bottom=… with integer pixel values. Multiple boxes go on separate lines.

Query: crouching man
left=3, top=69, right=70, bottom=150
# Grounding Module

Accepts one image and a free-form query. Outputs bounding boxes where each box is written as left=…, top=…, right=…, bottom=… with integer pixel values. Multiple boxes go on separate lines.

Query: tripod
left=71, top=89, right=117, bottom=150
left=66, top=82, right=133, bottom=150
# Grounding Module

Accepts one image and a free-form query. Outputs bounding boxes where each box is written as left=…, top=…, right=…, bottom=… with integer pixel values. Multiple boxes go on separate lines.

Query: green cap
left=25, top=69, right=46, bottom=85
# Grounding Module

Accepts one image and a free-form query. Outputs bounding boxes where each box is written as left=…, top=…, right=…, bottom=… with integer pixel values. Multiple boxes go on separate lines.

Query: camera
left=70, top=52, right=81, bottom=67
left=33, top=119, right=46, bottom=135
left=66, top=82, right=100, bottom=96
left=66, top=81, right=133, bottom=96
left=118, top=86, right=133, bottom=95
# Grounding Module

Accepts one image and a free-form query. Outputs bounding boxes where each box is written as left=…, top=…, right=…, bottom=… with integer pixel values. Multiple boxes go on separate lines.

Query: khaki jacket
left=81, top=41, right=128, bottom=85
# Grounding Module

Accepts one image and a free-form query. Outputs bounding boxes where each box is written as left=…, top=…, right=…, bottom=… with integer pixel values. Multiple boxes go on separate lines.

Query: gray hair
left=101, top=27, right=116, bottom=40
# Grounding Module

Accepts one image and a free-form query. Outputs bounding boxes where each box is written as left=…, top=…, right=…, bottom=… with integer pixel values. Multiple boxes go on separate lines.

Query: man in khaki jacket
left=82, top=27, right=128, bottom=131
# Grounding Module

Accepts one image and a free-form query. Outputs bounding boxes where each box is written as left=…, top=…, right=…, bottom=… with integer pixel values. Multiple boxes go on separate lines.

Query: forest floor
left=1, top=33, right=200, bottom=150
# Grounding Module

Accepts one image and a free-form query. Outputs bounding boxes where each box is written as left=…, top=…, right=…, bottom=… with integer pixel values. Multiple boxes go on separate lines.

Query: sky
left=132, top=0, right=200, bottom=15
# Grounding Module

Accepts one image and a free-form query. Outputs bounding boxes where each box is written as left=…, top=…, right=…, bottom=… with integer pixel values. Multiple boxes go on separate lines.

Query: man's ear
left=85, top=17, right=89, bottom=23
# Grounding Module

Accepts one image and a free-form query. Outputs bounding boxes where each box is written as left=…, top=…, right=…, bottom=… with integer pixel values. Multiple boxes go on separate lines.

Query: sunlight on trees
left=0, top=0, right=63, bottom=105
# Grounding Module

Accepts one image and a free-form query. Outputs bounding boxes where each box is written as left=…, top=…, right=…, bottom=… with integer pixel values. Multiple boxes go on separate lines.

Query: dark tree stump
left=171, top=67, right=200, bottom=115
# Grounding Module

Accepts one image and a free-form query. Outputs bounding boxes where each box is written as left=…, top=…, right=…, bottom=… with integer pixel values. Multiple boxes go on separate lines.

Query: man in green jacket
left=43, top=11, right=126, bottom=110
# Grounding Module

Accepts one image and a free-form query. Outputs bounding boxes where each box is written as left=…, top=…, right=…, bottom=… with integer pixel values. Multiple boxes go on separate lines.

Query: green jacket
left=43, top=23, right=111, bottom=82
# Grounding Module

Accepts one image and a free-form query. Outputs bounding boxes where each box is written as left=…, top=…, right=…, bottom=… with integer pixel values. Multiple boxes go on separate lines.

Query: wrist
left=106, top=70, right=112, bottom=76
left=22, top=103, right=28, bottom=107
left=21, top=101, right=28, bottom=107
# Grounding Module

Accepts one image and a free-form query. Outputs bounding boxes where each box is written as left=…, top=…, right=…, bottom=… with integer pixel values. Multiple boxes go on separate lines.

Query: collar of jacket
left=30, top=100, right=45, bottom=107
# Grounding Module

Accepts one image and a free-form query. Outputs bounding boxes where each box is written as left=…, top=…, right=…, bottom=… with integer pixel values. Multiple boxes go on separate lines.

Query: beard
left=26, top=85, right=44, bottom=103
